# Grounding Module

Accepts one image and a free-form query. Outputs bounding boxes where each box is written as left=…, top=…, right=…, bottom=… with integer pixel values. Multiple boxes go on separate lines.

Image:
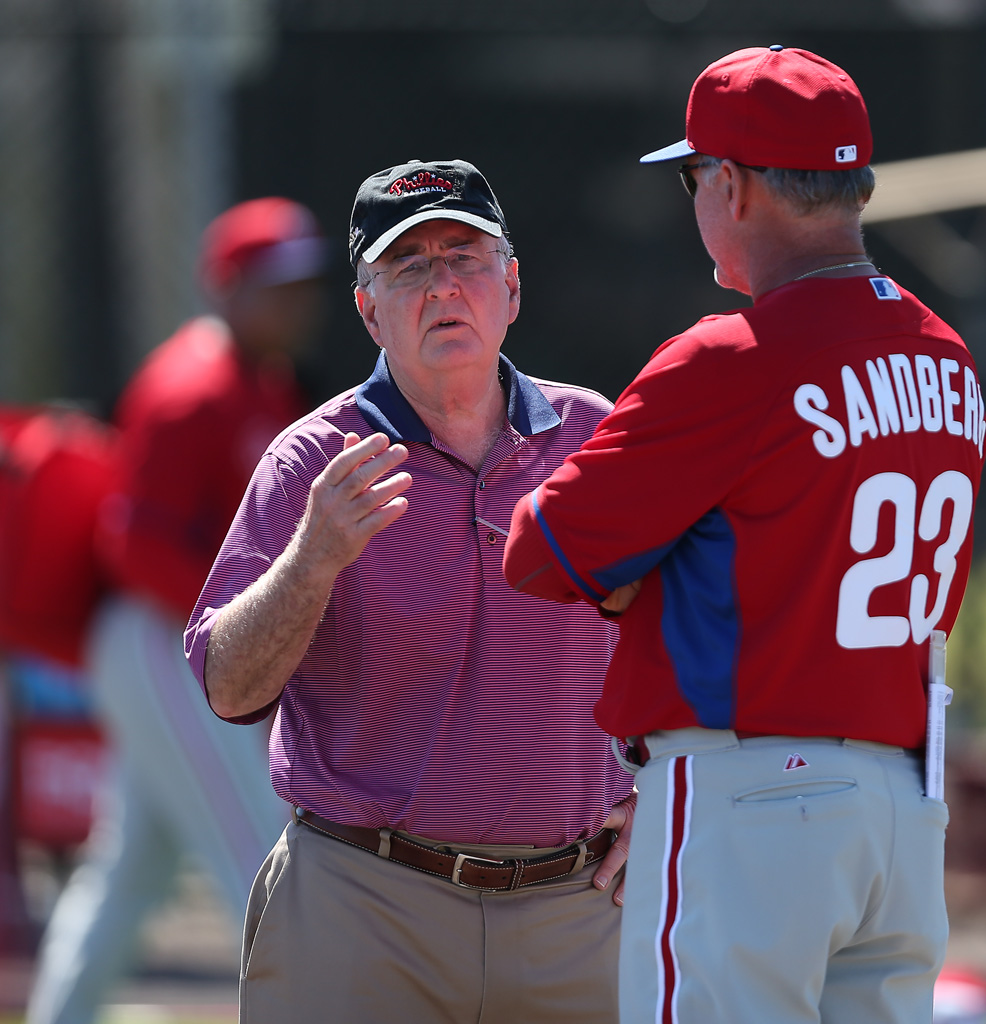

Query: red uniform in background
left=25, top=197, right=327, bottom=1024
left=0, top=406, right=117, bottom=667
left=98, top=315, right=306, bottom=619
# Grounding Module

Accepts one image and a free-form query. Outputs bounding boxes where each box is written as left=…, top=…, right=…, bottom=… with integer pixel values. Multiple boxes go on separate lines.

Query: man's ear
left=355, top=286, right=384, bottom=348
left=506, top=257, right=521, bottom=325
left=721, top=160, right=750, bottom=222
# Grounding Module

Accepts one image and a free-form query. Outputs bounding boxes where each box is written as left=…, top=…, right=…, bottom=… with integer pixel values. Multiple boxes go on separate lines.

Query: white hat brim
left=362, top=210, right=503, bottom=265
left=640, top=139, right=696, bottom=164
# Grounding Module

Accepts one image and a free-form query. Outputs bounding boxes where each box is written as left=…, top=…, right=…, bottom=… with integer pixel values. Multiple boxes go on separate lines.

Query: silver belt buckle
left=451, top=852, right=507, bottom=889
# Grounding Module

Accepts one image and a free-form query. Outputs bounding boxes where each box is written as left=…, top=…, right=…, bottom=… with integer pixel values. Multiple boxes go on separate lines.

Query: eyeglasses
left=678, top=160, right=719, bottom=198
left=677, top=159, right=768, bottom=199
left=368, top=247, right=509, bottom=289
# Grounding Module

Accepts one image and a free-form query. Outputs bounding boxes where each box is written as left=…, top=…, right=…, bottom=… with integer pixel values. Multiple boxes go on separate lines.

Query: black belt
left=293, top=808, right=615, bottom=892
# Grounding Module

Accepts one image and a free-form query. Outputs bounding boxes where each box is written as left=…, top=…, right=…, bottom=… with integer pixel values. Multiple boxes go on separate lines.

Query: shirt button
left=487, top=532, right=497, bottom=545
left=479, top=480, right=486, bottom=490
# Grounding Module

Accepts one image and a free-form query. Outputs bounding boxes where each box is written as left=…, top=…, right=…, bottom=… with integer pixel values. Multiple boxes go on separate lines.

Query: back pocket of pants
left=732, top=776, right=857, bottom=804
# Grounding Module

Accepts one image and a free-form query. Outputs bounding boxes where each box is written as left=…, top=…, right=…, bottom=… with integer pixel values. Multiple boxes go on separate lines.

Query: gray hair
left=355, top=232, right=514, bottom=290
left=700, top=158, right=875, bottom=216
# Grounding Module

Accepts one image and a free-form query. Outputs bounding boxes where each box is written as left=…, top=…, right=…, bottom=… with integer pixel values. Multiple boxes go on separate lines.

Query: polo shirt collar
left=355, top=351, right=561, bottom=443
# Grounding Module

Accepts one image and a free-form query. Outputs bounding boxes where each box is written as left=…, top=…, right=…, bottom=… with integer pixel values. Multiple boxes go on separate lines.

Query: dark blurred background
left=3, top=0, right=986, bottom=415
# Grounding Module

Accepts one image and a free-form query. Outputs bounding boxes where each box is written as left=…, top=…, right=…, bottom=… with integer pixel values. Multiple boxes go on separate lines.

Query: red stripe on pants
left=660, top=756, right=690, bottom=1024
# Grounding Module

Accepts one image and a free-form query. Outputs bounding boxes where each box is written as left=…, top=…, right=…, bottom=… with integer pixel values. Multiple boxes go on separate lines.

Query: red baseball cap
left=641, top=45, right=873, bottom=171
left=200, top=197, right=326, bottom=293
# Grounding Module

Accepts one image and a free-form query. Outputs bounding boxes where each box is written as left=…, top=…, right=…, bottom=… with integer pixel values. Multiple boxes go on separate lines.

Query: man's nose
left=426, top=256, right=460, bottom=294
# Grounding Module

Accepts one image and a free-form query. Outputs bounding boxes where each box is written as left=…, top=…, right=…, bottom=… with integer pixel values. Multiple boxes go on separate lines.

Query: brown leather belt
left=293, top=808, right=615, bottom=892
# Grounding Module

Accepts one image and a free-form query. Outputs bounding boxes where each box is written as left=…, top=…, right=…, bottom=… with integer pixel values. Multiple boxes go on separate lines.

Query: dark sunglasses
left=677, top=159, right=768, bottom=199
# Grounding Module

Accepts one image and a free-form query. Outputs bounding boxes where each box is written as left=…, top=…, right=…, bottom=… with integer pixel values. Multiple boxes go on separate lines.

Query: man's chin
left=712, top=264, right=743, bottom=293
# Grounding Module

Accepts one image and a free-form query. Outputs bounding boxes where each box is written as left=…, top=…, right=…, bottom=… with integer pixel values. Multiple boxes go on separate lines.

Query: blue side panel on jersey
left=591, top=539, right=678, bottom=592
left=532, top=490, right=610, bottom=603
left=660, top=509, right=740, bottom=728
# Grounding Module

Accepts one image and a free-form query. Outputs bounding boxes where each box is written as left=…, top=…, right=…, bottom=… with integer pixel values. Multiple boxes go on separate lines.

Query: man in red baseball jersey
left=504, top=45, right=984, bottom=1024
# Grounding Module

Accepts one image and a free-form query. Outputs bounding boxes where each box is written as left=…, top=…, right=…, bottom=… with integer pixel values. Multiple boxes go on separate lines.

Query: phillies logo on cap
left=835, top=145, right=858, bottom=164
left=388, top=171, right=455, bottom=196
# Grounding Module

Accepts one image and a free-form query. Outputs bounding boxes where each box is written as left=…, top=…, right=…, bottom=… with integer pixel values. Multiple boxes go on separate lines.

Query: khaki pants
left=240, top=819, right=622, bottom=1023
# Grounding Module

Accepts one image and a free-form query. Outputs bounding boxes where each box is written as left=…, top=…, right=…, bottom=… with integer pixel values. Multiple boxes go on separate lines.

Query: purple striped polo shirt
left=185, top=352, right=633, bottom=846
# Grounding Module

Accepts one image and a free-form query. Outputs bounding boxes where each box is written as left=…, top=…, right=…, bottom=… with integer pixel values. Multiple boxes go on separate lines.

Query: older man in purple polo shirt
left=185, top=158, right=635, bottom=1023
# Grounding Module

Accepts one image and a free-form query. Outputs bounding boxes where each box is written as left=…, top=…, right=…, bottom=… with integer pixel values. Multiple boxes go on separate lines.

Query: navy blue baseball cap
left=349, top=159, right=507, bottom=269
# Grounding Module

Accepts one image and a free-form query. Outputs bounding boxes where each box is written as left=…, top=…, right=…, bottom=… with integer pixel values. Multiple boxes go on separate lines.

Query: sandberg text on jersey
left=793, top=353, right=985, bottom=458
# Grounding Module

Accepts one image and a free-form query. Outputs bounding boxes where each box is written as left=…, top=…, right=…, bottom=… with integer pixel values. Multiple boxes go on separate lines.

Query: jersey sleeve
left=504, top=318, right=765, bottom=603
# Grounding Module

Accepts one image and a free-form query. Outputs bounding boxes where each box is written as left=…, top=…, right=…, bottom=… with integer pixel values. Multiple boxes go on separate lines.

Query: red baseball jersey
left=97, top=317, right=307, bottom=621
left=504, top=276, right=984, bottom=749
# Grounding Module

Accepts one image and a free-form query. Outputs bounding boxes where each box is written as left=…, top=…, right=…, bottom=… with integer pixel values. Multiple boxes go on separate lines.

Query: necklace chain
left=794, top=260, right=875, bottom=281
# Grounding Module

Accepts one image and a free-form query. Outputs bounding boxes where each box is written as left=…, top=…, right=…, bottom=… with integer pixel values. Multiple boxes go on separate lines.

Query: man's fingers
left=322, top=432, right=408, bottom=490
left=359, top=470, right=413, bottom=518
left=313, top=464, right=413, bottom=541
left=600, top=578, right=644, bottom=615
left=359, top=494, right=410, bottom=535
left=593, top=792, right=636, bottom=905
left=592, top=841, right=630, bottom=906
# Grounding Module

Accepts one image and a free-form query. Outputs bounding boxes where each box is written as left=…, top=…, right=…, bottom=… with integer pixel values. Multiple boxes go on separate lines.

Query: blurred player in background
left=26, top=197, right=327, bottom=1024
left=935, top=965, right=986, bottom=1024
left=504, top=45, right=984, bottom=1024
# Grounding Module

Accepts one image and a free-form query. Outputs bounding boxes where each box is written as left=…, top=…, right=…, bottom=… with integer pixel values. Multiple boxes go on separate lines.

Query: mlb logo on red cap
left=836, top=146, right=858, bottom=164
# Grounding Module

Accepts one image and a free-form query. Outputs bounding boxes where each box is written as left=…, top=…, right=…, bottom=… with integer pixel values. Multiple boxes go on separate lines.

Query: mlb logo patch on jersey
left=870, top=277, right=901, bottom=300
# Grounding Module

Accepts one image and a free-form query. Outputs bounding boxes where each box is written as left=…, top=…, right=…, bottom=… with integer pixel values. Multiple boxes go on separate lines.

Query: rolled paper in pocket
left=925, top=629, right=952, bottom=801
